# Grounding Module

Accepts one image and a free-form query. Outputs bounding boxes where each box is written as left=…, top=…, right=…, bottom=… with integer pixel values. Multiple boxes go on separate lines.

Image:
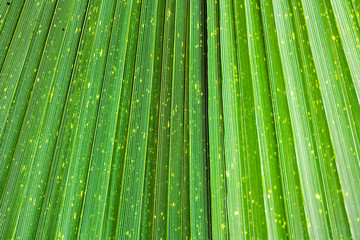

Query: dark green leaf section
left=152, top=0, right=176, bottom=238
left=182, top=4, right=192, bottom=237
left=139, top=0, right=164, bottom=238
left=0, top=0, right=359, bottom=239
left=167, top=0, right=188, bottom=238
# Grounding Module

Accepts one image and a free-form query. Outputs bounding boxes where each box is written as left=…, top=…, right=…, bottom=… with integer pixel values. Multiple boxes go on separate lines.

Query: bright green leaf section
left=206, top=0, right=228, bottom=239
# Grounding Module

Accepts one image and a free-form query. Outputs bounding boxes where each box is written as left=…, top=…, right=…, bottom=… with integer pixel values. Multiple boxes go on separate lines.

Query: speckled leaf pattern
left=0, top=0, right=359, bottom=239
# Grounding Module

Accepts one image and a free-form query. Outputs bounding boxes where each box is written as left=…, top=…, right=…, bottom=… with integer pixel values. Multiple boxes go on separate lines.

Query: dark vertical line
left=202, top=0, right=213, bottom=239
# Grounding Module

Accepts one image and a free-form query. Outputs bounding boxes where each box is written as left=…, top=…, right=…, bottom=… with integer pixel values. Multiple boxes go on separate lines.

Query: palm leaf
left=0, top=0, right=359, bottom=239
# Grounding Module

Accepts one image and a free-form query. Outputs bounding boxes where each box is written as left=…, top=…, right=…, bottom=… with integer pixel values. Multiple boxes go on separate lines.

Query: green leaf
left=189, top=0, right=210, bottom=238
left=152, top=1, right=176, bottom=238
left=77, top=0, right=134, bottom=238
left=301, top=0, right=360, bottom=236
left=1, top=1, right=359, bottom=239
left=245, top=1, right=288, bottom=238
left=0, top=1, right=87, bottom=238
left=167, top=0, right=188, bottom=238
left=115, top=0, right=160, bottom=238
left=206, top=0, right=228, bottom=239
